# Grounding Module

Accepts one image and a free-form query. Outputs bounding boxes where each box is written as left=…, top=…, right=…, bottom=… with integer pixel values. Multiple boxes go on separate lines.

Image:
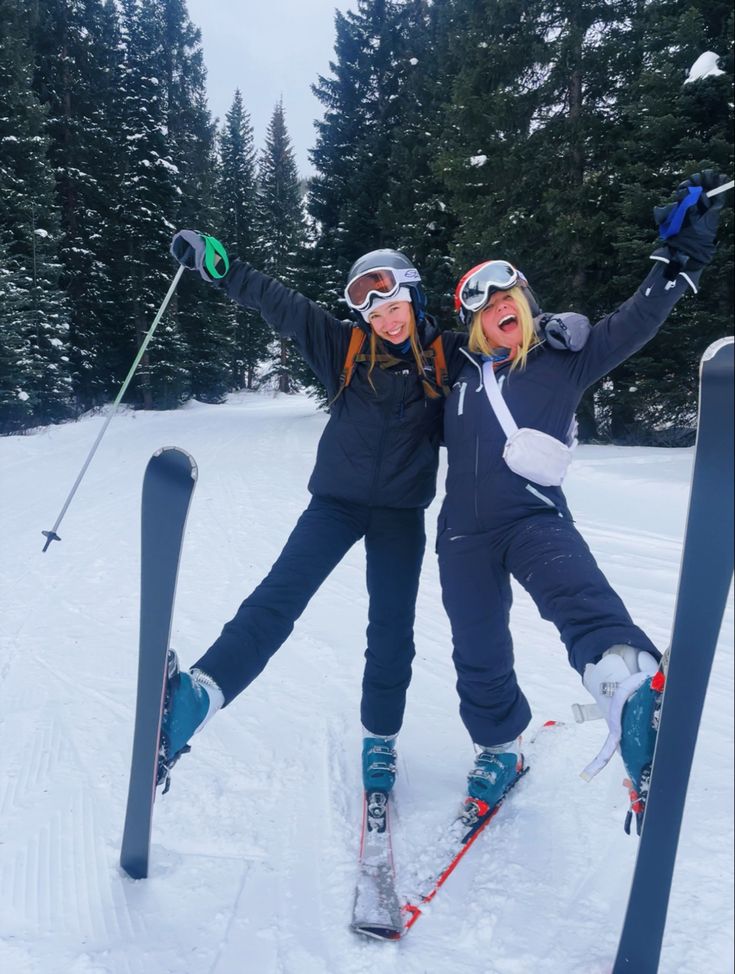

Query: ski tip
left=702, top=336, right=734, bottom=361
left=151, top=446, right=199, bottom=480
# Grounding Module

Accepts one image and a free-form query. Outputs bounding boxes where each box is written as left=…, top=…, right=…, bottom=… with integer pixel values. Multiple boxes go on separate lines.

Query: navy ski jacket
left=439, top=263, right=694, bottom=533
left=218, top=259, right=467, bottom=509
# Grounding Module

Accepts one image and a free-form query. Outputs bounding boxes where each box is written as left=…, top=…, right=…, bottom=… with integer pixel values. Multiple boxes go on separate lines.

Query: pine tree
left=378, top=0, right=459, bottom=324
left=218, top=89, right=269, bottom=389
left=440, top=0, right=657, bottom=439
left=309, top=0, right=404, bottom=308
left=524, top=1, right=645, bottom=439
left=257, top=100, right=310, bottom=393
left=439, top=0, right=544, bottom=267
left=0, top=0, right=73, bottom=433
left=437, top=0, right=732, bottom=441
left=599, top=0, right=734, bottom=441
left=158, top=0, right=231, bottom=403
left=0, top=233, right=32, bottom=432
left=30, top=0, right=125, bottom=410
left=113, top=0, right=188, bottom=410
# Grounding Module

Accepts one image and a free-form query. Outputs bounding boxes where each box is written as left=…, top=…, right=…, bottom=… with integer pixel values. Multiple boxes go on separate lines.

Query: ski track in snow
left=0, top=392, right=732, bottom=974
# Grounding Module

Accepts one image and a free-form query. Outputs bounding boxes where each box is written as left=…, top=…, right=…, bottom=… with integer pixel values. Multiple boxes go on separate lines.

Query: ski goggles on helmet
left=344, top=266, right=420, bottom=312
left=455, top=260, right=526, bottom=315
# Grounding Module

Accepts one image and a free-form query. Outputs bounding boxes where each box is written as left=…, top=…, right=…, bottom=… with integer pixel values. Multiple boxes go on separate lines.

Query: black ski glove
left=170, top=229, right=230, bottom=281
left=650, top=170, right=728, bottom=288
left=541, top=312, right=591, bottom=352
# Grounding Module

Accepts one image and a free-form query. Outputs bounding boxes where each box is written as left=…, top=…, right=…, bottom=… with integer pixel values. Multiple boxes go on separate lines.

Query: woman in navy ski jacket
left=162, top=240, right=475, bottom=794
left=438, top=171, right=727, bottom=832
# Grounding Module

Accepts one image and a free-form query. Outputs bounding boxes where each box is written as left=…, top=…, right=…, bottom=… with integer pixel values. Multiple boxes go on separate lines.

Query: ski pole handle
left=41, top=265, right=186, bottom=552
left=658, top=178, right=733, bottom=241
left=706, top=179, right=733, bottom=198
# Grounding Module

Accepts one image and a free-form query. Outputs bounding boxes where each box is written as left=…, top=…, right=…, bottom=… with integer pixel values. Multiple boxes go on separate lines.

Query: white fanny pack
left=482, top=361, right=576, bottom=487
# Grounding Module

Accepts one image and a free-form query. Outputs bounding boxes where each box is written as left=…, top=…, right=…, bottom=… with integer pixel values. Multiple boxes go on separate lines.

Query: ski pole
left=706, top=179, right=734, bottom=197
left=41, top=264, right=186, bottom=552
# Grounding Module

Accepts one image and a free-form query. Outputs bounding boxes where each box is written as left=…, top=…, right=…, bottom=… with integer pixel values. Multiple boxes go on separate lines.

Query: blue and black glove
left=651, top=170, right=728, bottom=289
left=170, top=229, right=230, bottom=281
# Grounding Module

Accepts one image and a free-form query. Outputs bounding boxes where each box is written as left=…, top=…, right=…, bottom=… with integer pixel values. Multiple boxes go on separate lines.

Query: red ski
left=402, top=770, right=528, bottom=932
left=403, top=721, right=561, bottom=935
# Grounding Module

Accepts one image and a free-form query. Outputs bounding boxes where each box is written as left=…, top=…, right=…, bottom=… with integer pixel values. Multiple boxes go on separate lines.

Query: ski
left=613, top=337, right=734, bottom=972
left=402, top=721, right=560, bottom=935
left=351, top=790, right=403, bottom=940
left=402, top=768, right=528, bottom=934
left=120, top=447, right=198, bottom=880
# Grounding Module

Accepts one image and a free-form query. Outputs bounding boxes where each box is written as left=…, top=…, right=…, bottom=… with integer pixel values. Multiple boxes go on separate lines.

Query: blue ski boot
left=159, top=650, right=224, bottom=791
left=582, top=645, right=665, bottom=833
left=362, top=732, right=398, bottom=794
left=619, top=667, right=666, bottom=833
left=467, top=739, right=524, bottom=806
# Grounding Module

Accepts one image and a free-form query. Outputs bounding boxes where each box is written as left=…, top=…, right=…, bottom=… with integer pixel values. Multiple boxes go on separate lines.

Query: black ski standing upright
left=613, top=337, right=734, bottom=972
left=120, top=447, right=198, bottom=880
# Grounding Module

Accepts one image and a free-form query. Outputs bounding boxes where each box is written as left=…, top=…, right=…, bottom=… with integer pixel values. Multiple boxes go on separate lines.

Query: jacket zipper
left=398, top=371, right=408, bottom=420
left=474, top=435, right=480, bottom=520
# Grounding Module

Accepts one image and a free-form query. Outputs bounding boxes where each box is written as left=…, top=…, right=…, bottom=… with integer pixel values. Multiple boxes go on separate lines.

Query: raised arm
left=570, top=170, right=728, bottom=389
left=170, top=230, right=352, bottom=394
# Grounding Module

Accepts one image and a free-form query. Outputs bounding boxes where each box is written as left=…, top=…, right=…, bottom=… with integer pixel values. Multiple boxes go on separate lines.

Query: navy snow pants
left=437, top=512, right=659, bottom=746
left=195, top=495, right=426, bottom=736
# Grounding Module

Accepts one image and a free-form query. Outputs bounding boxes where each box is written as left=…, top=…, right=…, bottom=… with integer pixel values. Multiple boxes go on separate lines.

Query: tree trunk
left=278, top=339, right=290, bottom=393
left=576, top=389, right=598, bottom=441
left=568, top=38, right=586, bottom=296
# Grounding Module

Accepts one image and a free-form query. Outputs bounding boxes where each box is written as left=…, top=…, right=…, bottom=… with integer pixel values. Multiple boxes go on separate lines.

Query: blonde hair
left=368, top=305, right=428, bottom=385
left=467, top=285, right=538, bottom=370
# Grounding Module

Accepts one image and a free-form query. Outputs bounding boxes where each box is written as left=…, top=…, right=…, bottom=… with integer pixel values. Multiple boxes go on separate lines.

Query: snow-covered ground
left=1, top=392, right=732, bottom=974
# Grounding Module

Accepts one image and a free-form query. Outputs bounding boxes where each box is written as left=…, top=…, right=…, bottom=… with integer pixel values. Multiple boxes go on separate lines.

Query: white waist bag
left=482, top=361, right=576, bottom=487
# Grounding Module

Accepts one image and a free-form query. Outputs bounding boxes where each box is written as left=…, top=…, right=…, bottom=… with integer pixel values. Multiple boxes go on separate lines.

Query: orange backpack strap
left=427, top=334, right=450, bottom=397
left=332, top=327, right=367, bottom=403
left=343, top=327, right=367, bottom=388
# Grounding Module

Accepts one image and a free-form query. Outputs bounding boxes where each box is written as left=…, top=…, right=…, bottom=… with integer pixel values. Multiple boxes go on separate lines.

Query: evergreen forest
left=1, top=0, right=732, bottom=442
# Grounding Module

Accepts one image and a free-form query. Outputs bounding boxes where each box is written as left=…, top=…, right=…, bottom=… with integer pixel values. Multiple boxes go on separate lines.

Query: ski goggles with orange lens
left=344, top=266, right=420, bottom=312
left=457, top=260, right=524, bottom=314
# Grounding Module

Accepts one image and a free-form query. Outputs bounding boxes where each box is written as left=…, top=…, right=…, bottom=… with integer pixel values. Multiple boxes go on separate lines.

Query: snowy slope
left=1, top=392, right=732, bottom=974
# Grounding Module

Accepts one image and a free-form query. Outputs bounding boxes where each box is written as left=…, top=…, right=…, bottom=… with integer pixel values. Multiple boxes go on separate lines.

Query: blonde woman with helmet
left=437, top=169, right=728, bottom=835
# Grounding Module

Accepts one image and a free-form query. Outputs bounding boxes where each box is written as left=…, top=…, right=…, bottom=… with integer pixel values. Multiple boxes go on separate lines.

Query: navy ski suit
left=194, top=260, right=466, bottom=735
left=438, top=263, right=692, bottom=746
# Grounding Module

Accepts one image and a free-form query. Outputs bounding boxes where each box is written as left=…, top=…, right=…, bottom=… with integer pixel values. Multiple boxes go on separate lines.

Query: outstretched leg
left=195, top=496, right=368, bottom=703
left=504, top=513, right=660, bottom=674
left=505, top=512, right=662, bottom=829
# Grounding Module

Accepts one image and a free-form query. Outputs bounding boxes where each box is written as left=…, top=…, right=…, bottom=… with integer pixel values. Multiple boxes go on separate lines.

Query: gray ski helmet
left=345, top=249, right=426, bottom=323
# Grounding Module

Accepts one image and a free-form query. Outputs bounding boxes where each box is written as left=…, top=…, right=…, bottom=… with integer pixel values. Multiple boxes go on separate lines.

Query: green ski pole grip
left=203, top=235, right=229, bottom=279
